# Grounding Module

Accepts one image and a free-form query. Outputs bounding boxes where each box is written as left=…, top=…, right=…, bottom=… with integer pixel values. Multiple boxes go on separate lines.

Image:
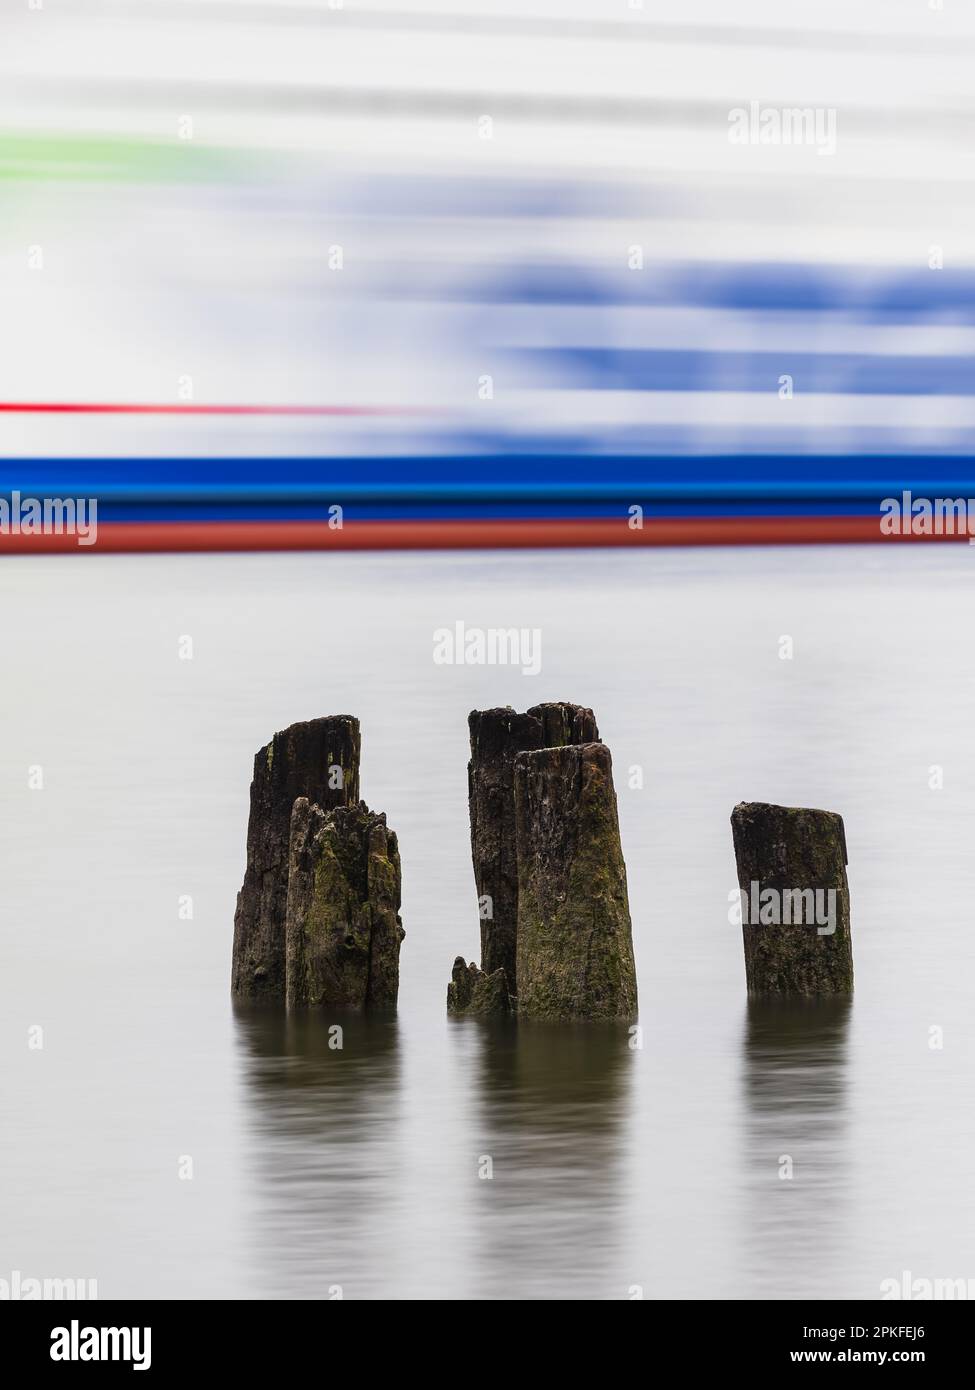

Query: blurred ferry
left=2, top=0, right=974, bottom=549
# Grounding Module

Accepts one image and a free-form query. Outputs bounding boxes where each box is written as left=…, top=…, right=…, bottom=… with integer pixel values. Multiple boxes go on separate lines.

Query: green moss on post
left=514, top=742, right=637, bottom=1021
left=285, top=798, right=405, bottom=1010
left=446, top=957, right=511, bottom=1017
left=731, top=801, right=853, bottom=996
left=466, top=703, right=600, bottom=990
left=231, top=716, right=360, bottom=1000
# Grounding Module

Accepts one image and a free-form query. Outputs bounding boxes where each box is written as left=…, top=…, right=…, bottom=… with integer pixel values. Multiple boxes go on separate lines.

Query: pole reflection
left=458, top=1017, right=636, bottom=1299
left=233, top=1005, right=403, bottom=1299
left=738, top=998, right=853, bottom=1296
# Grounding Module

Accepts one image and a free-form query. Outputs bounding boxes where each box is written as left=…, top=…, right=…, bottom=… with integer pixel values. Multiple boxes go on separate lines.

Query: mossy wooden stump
left=231, top=716, right=360, bottom=1000
left=286, top=798, right=405, bottom=1010
left=462, top=702, right=600, bottom=1006
left=446, top=957, right=511, bottom=1017
left=513, top=741, right=638, bottom=1021
left=731, top=801, right=853, bottom=996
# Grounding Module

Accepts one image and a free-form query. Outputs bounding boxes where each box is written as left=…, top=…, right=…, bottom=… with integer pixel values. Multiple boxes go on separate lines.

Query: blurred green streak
left=0, top=132, right=252, bottom=183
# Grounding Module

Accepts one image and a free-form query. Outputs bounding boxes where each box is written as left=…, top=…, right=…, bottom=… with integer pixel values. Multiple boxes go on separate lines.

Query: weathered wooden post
left=467, top=708, right=542, bottom=987
left=730, top=801, right=853, bottom=996
left=529, top=701, right=600, bottom=750
left=285, top=798, right=405, bottom=1010
left=513, top=742, right=638, bottom=1021
left=466, top=703, right=600, bottom=991
left=446, top=957, right=511, bottom=1017
left=231, top=716, right=360, bottom=1000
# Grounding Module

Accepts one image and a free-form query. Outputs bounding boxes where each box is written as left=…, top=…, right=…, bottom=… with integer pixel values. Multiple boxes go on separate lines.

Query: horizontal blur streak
left=8, top=77, right=974, bottom=141
left=1, top=516, right=968, bottom=555
left=10, top=455, right=975, bottom=500
left=0, top=403, right=430, bottom=416
left=71, top=1, right=975, bottom=54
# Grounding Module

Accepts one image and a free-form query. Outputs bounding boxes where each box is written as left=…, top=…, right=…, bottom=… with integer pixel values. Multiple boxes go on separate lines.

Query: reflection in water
left=739, top=1000, right=852, bottom=1293
left=233, top=1006, right=402, bottom=1299
left=461, top=1019, right=635, bottom=1299
left=234, top=1007, right=635, bottom=1298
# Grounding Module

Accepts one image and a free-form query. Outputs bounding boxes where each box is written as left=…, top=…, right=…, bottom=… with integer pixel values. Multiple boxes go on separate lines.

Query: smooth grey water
left=2, top=545, right=975, bottom=1300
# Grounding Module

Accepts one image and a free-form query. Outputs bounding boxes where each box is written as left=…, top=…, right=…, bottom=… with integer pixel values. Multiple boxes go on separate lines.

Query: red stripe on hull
left=1, top=515, right=968, bottom=553
left=0, top=402, right=425, bottom=416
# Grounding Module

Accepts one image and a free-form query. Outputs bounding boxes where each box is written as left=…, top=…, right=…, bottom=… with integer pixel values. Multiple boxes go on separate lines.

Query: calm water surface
left=2, top=546, right=974, bottom=1298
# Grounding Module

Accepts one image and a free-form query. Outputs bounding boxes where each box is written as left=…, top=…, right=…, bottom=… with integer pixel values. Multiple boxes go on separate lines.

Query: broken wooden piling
left=285, top=798, right=405, bottom=1010
left=446, top=957, right=511, bottom=1017
left=231, top=716, right=360, bottom=1000
left=513, top=741, right=638, bottom=1021
left=466, top=703, right=600, bottom=992
left=731, top=801, right=853, bottom=996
